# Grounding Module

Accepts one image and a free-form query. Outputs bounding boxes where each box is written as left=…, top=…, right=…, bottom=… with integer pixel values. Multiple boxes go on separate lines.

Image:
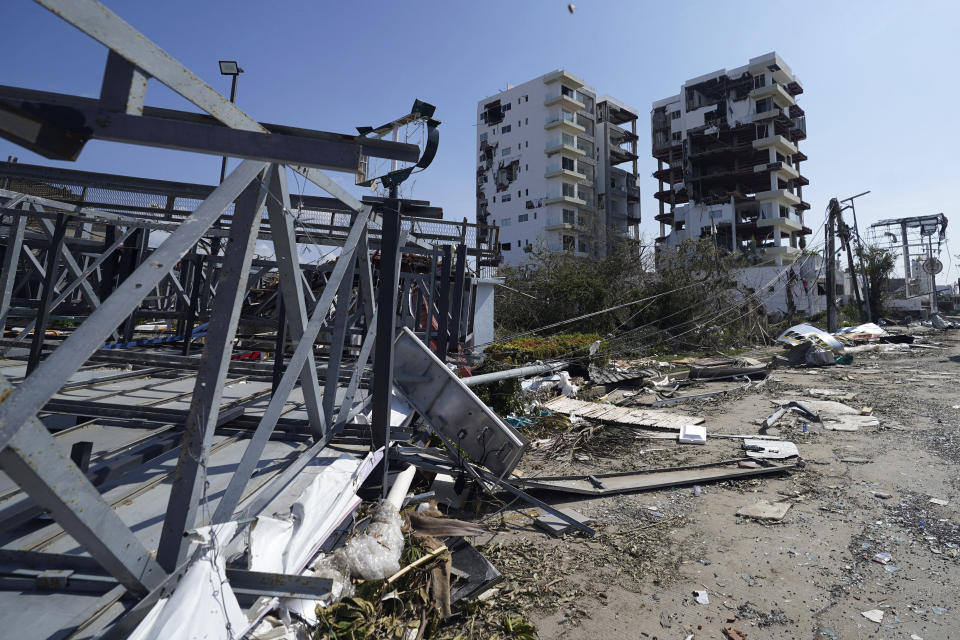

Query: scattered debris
left=929, top=498, right=949, bottom=506
left=693, top=589, right=709, bottom=604
left=743, top=439, right=799, bottom=459
left=736, top=500, right=791, bottom=522
left=861, top=609, right=884, bottom=623
left=678, top=423, right=707, bottom=445
left=534, top=507, right=593, bottom=537
left=872, top=551, right=893, bottom=564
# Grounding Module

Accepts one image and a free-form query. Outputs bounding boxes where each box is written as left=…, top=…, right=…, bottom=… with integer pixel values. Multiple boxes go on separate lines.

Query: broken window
left=482, top=99, right=504, bottom=125
left=562, top=235, right=575, bottom=251
left=501, top=242, right=511, bottom=251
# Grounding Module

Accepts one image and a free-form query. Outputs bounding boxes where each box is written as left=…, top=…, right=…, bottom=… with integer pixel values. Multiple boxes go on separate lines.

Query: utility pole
left=840, top=191, right=872, bottom=322
left=836, top=209, right=865, bottom=322
left=826, top=198, right=839, bottom=332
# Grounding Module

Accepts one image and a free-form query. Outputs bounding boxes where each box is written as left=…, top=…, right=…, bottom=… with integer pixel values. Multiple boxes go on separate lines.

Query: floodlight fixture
left=219, top=60, right=242, bottom=76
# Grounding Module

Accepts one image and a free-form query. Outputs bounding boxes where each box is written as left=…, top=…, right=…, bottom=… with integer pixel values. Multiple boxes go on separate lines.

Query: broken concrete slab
left=534, top=507, right=593, bottom=537
left=736, top=499, right=791, bottom=521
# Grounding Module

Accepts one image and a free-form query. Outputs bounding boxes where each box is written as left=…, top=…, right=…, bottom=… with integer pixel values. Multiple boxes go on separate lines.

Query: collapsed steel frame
left=0, top=1, right=502, bottom=636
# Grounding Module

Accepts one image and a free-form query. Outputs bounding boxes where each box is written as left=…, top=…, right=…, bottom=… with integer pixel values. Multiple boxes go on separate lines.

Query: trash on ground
left=872, top=552, right=893, bottom=564
left=737, top=499, right=791, bottom=521
left=693, top=589, right=709, bottom=605
left=861, top=609, right=884, bottom=623
left=743, top=439, right=799, bottom=459
left=534, top=507, right=593, bottom=537
left=678, top=423, right=707, bottom=445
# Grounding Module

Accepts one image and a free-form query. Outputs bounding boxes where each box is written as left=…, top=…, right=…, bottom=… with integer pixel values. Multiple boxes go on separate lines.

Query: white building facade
left=477, top=70, right=640, bottom=266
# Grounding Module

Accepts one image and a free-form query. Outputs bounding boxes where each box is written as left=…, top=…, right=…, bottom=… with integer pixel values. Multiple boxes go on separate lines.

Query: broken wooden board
left=513, top=459, right=796, bottom=496
left=737, top=499, right=791, bottom=521
left=544, top=396, right=702, bottom=431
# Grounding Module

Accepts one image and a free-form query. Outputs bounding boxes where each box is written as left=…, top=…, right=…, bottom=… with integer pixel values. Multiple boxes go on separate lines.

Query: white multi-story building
left=651, top=52, right=824, bottom=314
left=652, top=52, right=808, bottom=266
left=476, top=70, right=640, bottom=266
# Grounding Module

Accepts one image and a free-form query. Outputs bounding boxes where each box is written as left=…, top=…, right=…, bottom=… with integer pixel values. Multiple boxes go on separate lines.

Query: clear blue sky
left=3, top=0, right=958, bottom=282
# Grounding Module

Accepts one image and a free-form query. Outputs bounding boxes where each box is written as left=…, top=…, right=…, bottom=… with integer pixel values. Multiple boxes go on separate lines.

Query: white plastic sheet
left=129, top=522, right=247, bottom=640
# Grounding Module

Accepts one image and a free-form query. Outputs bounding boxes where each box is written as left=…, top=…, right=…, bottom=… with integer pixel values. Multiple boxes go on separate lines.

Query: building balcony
left=546, top=193, right=587, bottom=207
left=749, top=82, right=796, bottom=107
left=751, top=107, right=783, bottom=123
left=754, top=161, right=799, bottom=180
left=756, top=217, right=803, bottom=232
left=543, top=69, right=585, bottom=89
left=626, top=183, right=641, bottom=201
left=545, top=92, right=586, bottom=111
left=752, top=134, right=797, bottom=156
left=756, top=188, right=801, bottom=206
left=546, top=139, right=586, bottom=156
left=545, top=165, right=586, bottom=180
left=609, top=145, right=638, bottom=165
left=545, top=115, right=585, bottom=133
left=606, top=121, right=638, bottom=144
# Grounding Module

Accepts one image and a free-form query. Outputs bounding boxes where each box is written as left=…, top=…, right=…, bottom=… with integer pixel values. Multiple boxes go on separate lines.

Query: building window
left=562, top=156, right=575, bottom=171
left=518, top=213, right=529, bottom=222
left=562, top=208, right=576, bottom=224
left=501, top=242, right=511, bottom=251
left=525, top=141, right=528, bottom=148
left=517, top=190, right=521, bottom=197
left=670, top=110, right=680, bottom=120
left=524, top=95, right=528, bottom=102
left=533, top=212, right=537, bottom=219
left=518, top=120, right=521, bottom=128
left=503, top=102, right=511, bottom=112
left=579, top=239, right=587, bottom=252
left=525, top=117, right=529, bottom=124
left=754, top=74, right=766, bottom=89
left=671, top=132, right=681, bottom=142
left=525, top=189, right=528, bottom=196
left=502, top=147, right=511, bottom=156
left=501, top=124, right=512, bottom=133
left=492, top=196, right=496, bottom=203
left=479, top=132, right=487, bottom=143
left=562, top=235, right=575, bottom=251
left=502, top=194, right=512, bottom=203
left=525, top=164, right=528, bottom=171
left=518, top=98, right=521, bottom=105
left=501, top=216, right=511, bottom=225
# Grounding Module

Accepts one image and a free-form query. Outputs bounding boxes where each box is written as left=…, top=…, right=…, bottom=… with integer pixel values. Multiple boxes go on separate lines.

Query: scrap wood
left=544, top=396, right=702, bottom=430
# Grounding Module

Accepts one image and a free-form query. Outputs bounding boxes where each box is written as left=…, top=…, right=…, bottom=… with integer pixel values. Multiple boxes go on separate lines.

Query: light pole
left=218, top=60, right=243, bottom=183
left=840, top=190, right=872, bottom=322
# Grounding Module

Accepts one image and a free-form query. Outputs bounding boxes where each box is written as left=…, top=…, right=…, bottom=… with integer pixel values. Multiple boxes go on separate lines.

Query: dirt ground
left=469, top=327, right=960, bottom=640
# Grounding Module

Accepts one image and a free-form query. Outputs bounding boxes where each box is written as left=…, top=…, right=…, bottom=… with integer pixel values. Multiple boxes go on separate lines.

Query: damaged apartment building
left=652, top=52, right=823, bottom=314
left=477, top=70, right=641, bottom=266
